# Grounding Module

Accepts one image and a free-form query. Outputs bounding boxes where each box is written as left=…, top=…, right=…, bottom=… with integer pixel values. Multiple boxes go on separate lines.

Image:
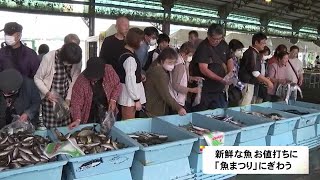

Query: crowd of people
left=0, top=17, right=304, bottom=130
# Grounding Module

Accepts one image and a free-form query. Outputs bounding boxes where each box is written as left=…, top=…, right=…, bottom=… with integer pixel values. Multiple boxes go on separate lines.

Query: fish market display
left=207, top=115, right=246, bottom=127
left=128, top=132, right=169, bottom=147
left=0, top=132, right=55, bottom=171
left=180, top=123, right=211, bottom=136
left=282, top=109, right=309, bottom=115
left=276, top=83, right=303, bottom=104
left=53, top=127, right=126, bottom=155
left=244, top=111, right=284, bottom=121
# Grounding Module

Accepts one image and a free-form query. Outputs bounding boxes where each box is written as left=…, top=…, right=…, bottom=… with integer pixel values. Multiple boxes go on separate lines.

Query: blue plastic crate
left=293, top=125, right=316, bottom=144
left=131, top=158, right=192, bottom=180
left=197, top=109, right=273, bottom=143
left=189, top=152, right=203, bottom=173
left=49, top=123, right=139, bottom=179
left=236, top=137, right=267, bottom=146
left=65, top=167, right=132, bottom=180
left=0, top=130, right=67, bottom=180
left=256, top=102, right=320, bottom=128
left=195, top=173, right=226, bottom=180
left=230, top=105, right=299, bottom=135
left=159, top=113, right=240, bottom=153
left=282, top=101, right=320, bottom=111
left=114, top=118, right=197, bottom=165
left=266, top=131, right=294, bottom=146
left=296, top=137, right=320, bottom=149
left=317, top=124, right=320, bottom=136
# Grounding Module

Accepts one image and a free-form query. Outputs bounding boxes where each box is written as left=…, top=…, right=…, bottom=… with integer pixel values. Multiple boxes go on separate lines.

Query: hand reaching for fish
left=178, top=108, right=187, bottom=116
left=108, top=100, right=117, bottom=112
left=68, top=119, right=81, bottom=130
left=45, top=92, right=58, bottom=103
left=135, top=101, right=142, bottom=111
left=19, top=113, right=29, bottom=122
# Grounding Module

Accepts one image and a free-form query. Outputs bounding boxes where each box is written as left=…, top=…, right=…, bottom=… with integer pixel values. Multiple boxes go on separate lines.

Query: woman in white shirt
left=117, top=28, right=146, bottom=120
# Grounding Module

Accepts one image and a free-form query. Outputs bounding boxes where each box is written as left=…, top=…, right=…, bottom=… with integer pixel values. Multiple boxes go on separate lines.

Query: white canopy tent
left=224, top=33, right=253, bottom=48
left=295, top=40, right=320, bottom=52
left=266, top=37, right=294, bottom=51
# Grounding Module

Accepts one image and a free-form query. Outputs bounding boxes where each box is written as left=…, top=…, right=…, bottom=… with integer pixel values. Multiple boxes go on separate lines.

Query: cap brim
left=83, top=69, right=104, bottom=80
left=0, top=29, right=3, bottom=32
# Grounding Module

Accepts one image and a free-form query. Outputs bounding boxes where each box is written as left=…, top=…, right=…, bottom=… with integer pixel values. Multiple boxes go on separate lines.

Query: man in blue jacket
left=0, top=22, right=40, bottom=78
left=0, top=69, right=41, bottom=128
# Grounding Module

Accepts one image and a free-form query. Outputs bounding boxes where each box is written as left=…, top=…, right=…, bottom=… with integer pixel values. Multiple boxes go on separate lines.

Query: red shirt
left=70, top=65, right=121, bottom=123
left=268, top=56, right=277, bottom=65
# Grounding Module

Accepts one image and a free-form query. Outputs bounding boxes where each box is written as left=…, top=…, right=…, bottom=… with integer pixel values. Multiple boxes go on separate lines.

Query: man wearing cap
left=0, top=69, right=41, bottom=128
left=69, top=57, right=121, bottom=129
left=0, top=22, right=40, bottom=78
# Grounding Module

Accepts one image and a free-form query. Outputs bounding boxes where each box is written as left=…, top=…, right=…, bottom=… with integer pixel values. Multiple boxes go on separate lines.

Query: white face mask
left=5, top=35, right=16, bottom=46
left=149, top=39, right=157, bottom=46
left=186, top=56, right=193, bottom=62
left=234, top=50, right=243, bottom=59
left=262, top=54, right=272, bottom=61
left=163, top=64, right=174, bottom=72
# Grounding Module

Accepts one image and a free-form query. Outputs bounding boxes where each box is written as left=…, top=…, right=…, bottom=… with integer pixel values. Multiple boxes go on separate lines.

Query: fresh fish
left=20, top=151, right=31, bottom=162
left=18, top=147, right=33, bottom=155
left=78, top=129, right=94, bottom=137
left=276, top=83, right=303, bottom=104
left=0, top=136, right=8, bottom=144
left=112, top=141, right=119, bottom=150
left=23, top=137, right=34, bottom=142
left=207, top=115, right=246, bottom=127
left=9, top=162, right=21, bottom=169
left=7, top=137, right=15, bottom=144
left=55, top=127, right=127, bottom=155
left=128, top=131, right=169, bottom=147
left=85, top=142, right=100, bottom=147
left=29, top=154, right=40, bottom=162
left=101, top=144, right=115, bottom=150
left=13, top=148, right=19, bottom=159
left=283, top=109, right=309, bottom=115
left=0, top=150, right=11, bottom=157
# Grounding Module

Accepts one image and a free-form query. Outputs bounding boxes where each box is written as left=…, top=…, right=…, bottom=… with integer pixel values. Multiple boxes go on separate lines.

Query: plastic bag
left=100, top=111, right=115, bottom=134
left=53, top=93, right=69, bottom=120
left=44, top=138, right=85, bottom=158
left=192, top=79, right=203, bottom=107
left=222, top=72, right=237, bottom=86
left=0, top=115, right=35, bottom=135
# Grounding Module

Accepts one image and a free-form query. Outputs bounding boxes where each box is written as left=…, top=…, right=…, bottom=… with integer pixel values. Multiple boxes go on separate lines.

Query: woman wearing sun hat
left=69, top=57, right=121, bottom=129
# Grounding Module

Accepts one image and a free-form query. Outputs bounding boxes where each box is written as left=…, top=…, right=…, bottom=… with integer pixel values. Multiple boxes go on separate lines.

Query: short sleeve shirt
left=192, top=38, right=231, bottom=93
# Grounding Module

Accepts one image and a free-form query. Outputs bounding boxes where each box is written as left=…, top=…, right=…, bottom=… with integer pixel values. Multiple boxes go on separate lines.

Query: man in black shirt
left=99, top=16, right=129, bottom=69
left=238, top=32, right=273, bottom=105
left=191, top=23, right=234, bottom=111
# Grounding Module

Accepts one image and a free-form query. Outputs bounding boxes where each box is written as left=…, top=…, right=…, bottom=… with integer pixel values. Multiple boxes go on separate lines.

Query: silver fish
left=78, top=129, right=95, bottom=137
left=29, top=154, right=40, bottom=162
left=0, top=136, right=8, bottom=144
left=13, top=148, right=19, bottom=159
left=0, top=150, right=11, bottom=157
left=101, top=144, right=115, bottom=150
left=23, top=137, right=34, bottom=142
left=19, top=151, right=31, bottom=162
left=85, top=142, right=100, bottom=147
left=18, top=147, right=33, bottom=155
left=112, top=141, right=119, bottom=150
